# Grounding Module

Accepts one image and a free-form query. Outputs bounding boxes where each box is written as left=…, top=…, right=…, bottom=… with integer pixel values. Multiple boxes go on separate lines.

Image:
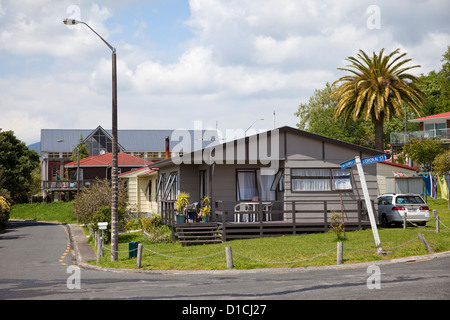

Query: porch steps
left=175, top=223, right=222, bottom=246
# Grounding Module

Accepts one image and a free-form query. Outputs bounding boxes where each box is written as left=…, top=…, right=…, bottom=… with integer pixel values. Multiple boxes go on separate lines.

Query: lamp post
left=63, top=19, right=119, bottom=262
left=244, top=119, right=264, bottom=137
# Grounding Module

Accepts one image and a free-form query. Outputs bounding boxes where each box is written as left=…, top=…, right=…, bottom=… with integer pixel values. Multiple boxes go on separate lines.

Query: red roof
left=65, top=152, right=153, bottom=168
left=379, top=161, right=419, bottom=171
left=410, top=112, right=450, bottom=122
left=118, top=166, right=156, bottom=177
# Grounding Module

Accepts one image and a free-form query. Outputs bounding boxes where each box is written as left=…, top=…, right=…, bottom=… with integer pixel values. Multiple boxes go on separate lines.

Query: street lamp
left=63, top=18, right=119, bottom=262
left=245, top=119, right=264, bottom=137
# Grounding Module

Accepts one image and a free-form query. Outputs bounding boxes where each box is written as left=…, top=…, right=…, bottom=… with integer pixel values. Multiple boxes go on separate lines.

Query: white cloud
left=0, top=0, right=448, bottom=145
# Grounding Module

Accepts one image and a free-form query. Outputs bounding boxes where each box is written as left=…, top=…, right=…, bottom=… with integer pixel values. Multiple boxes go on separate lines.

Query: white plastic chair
left=234, top=203, right=249, bottom=222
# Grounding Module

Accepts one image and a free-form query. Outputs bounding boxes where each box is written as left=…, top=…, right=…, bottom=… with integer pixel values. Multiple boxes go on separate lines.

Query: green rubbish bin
left=129, top=242, right=139, bottom=258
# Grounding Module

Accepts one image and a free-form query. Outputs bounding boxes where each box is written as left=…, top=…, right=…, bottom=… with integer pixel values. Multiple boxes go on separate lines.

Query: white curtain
left=257, top=171, right=276, bottom=201
left=291, top=169, right=331, bottom=191
left=333, top=170, right=352, bottom=190
left=237, top=171, right=258, bottom=201
left=292, top=179, right=331, bottom=191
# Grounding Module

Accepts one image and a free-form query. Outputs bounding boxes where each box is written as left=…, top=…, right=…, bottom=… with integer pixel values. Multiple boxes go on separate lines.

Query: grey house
left=152, top=126, right=385, bottom=242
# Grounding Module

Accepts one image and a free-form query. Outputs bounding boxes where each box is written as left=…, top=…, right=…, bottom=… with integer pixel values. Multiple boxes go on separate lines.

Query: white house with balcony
left=390, top=111, right=450, bottom=148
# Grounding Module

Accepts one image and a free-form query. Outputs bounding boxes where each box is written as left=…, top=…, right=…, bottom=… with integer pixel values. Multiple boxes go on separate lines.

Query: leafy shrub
left=89, top=206, right=128, bottom=243
left=142, top=213, right=171, bottom=243
left=0, top=195, right=11, bottom=231
left=73, top=179, right=128, bottom=225
left=330, top=212, right=345, bottom=240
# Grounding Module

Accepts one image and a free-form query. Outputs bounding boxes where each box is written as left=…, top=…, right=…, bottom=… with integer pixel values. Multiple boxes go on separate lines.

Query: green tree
left=73, top=178, right=128, bottom=225
left=332, top=48, right=425, bottom=151
left=415, top=46, right=450, bottom=115
left=433, top=150, right=450, bottom=175
left=70, top=134, right=89, bottom=162
left=402, top=137, right=444, bottom=172
left=0, top=130, right=40, bottom=203
left=295, top=83, right=375, bottom=148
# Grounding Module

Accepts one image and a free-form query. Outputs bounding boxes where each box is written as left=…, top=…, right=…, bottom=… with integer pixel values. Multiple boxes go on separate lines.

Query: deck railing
left=160, top=199, right=374, bottom=241
left=213, top=199, right=372, bottom=224
left=42, top=179, right=98, bottom=191
left=390, top=128, right=450, bottom=146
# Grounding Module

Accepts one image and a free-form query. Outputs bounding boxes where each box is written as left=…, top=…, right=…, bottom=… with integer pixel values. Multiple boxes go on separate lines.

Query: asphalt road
left=1, top=220, right=449, bottom=306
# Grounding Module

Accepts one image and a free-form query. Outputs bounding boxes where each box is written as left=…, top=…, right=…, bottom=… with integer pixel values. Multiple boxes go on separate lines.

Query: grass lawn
left=8, top=199, right=450, bottom=270
left=92, top=199, right=450, bottom=270
left=10, top=201, right=78, bottom=224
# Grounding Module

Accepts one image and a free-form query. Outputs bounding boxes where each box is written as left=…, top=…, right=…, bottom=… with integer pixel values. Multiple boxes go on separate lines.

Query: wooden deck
left=162, top=199, right=374, bottom=245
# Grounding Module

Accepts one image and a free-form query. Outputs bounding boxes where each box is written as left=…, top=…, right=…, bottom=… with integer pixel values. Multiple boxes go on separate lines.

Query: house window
left=237, top=170, right=258, bottom=201
left=156, top=173, right=166, bottom=201
left=86, top=130, right=112, bottom=156
left=333, top=169, right=352, bottom=190
left=145, top=180, right=152, bottom=201
left=424, top=122, right=446, bottom=138
left=291, top=169, right=352, bottom=191
left=162, top=172, right=178, bottom=200
left=236, top=169, right=281, bottom=201
left=148, top=152, right=162, bottom=158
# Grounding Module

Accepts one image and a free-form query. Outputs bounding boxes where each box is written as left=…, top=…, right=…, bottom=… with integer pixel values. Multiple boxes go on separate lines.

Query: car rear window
left=395, top=196, right=425, bottom=204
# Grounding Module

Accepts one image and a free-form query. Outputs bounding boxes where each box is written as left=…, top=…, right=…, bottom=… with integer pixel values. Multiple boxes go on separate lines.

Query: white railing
left=390, top=128, right=450, bottom=146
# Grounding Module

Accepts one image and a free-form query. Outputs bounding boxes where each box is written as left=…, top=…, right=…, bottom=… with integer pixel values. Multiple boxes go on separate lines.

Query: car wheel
left=381, top=215, right=390, bottom=228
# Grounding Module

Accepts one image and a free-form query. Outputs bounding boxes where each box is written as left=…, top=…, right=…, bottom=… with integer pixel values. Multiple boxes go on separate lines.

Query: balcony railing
left=390, top=128, right=450, bottom=147
left=42, top=180, right=98, bottom=191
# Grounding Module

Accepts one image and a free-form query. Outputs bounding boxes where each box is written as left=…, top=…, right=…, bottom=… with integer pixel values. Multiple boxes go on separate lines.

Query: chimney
left=165, top=136, right=170, bottom=159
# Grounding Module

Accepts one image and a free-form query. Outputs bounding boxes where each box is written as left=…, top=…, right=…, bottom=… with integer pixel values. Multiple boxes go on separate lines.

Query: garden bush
left=0, top=195, right=10, bottom=231
left=89, top=206, right=128, bottom=243
left=73, top=178, right=128, bottom=224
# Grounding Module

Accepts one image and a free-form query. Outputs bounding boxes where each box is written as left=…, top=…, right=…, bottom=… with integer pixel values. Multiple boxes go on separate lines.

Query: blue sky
left=0, top=0, right=449, bottom=145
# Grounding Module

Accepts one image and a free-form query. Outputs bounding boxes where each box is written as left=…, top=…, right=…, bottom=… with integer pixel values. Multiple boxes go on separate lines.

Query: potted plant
left=175, top=192, right=190, bottom=223
left=199, top=196, right=211, bottom=223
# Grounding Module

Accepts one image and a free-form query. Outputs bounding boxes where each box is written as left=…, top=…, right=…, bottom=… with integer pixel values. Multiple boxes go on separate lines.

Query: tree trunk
left=373, top=118, right=385, bottom=152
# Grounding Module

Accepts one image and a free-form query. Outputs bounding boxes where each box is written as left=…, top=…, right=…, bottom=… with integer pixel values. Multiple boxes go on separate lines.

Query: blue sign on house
left=340, top=159, right=356, bottom=169
left=340, top=154, right=387, bottom=169
left=361, top=154, right=387, bottom=165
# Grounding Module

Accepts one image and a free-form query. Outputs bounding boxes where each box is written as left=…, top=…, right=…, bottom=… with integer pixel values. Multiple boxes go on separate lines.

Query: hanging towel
left=438, top=175, right=449, bottom=200
left=417, top=173, right=431, bottom=196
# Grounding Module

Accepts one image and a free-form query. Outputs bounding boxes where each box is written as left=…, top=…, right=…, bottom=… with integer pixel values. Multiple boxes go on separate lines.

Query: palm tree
left=331, top=48, right=425, bottom=151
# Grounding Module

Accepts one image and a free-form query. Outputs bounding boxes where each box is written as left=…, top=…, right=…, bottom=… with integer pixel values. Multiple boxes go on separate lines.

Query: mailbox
left=98, top=222, right=108, bottom=230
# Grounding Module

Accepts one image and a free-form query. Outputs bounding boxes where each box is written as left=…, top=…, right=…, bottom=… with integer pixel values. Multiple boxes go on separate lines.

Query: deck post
left=323, top=201, right=328, bottom=233
left=259, top=201, right=263, bottom=237
left=225, top=246, right=233, bottom=269
left=222, top=210, right=227, bottom=242
left=292, top=201, right=296, bottom=235
left=357, top=200, right=362, bottom=229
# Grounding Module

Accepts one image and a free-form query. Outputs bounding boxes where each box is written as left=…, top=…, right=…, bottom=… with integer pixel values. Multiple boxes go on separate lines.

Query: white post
left=225, top=247, right=234, bottom=269
left=136, top=244, right=143, bottom=269
left=355, top=156, right=383, bottom=255
left=337, top=241, right=343, bottom=265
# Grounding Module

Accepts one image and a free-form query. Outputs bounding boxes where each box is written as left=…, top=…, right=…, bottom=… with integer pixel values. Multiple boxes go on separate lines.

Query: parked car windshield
left=395, top=196, right=425, bottom=204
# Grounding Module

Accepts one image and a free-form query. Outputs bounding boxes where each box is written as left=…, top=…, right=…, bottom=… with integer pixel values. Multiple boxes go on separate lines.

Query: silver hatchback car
left=377, top=194, right=430, bottom=228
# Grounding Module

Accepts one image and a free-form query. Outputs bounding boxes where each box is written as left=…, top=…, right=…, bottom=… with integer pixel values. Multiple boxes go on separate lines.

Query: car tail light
left=392, top=206, right=406, bottom=211
left=419, top=206, right=429, bottom=211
